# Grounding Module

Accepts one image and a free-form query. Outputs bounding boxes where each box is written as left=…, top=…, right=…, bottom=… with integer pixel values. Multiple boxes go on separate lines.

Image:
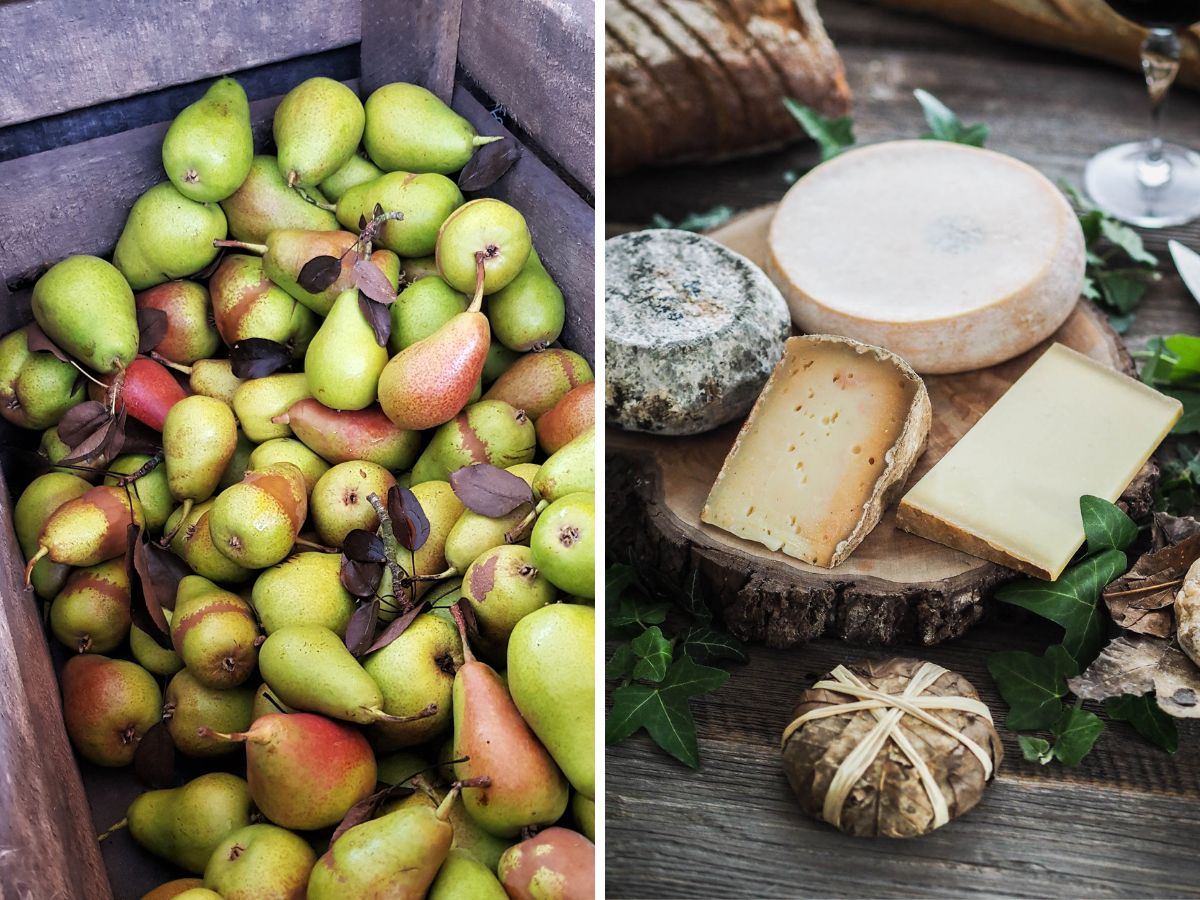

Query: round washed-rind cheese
left=767, top=140, right=1086, bottom=374
left=606, top=229, right=791, bottom=435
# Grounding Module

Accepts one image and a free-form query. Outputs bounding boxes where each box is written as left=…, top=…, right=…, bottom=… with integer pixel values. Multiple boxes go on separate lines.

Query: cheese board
left=607, top=205, right=1158, bottom=647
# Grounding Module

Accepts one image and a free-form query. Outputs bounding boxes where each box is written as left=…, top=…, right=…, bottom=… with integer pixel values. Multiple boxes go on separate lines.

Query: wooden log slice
left=606, top=205, right=1159, bottom=648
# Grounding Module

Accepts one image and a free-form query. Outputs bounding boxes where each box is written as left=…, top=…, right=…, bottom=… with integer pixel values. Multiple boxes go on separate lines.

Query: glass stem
left=1139, top=28, right=1180, bottom=187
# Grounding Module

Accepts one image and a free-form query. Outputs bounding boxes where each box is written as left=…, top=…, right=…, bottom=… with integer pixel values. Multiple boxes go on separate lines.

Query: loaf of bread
left=605, top=0, right=852, bottom=174
left=871, top=0, right=1200, bottom=87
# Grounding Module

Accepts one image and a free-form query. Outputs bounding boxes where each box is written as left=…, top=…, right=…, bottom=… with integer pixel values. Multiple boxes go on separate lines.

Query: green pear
left=444, top=462, right=539, bottom=573
left=189, top=358, right=243, bottom=406
left=61, top=654, right=161, bottom=766
left=164, top=395, right=238, bottom=526
left=203, top=823, right=317, bottom=898
left=389, top=276, right=467, bottom=352
left=259, top=624, right=404, bottom=724
left=114, top=182, right=227, bottom=290
left=310, top=460, right=396, bottom=547
left=336, top=171, right=464, bottom=257
left=320, top=152, right=384, bottom=200
left=128, top=772, right=253, bottom=873
left=248, top=438, right=329, bottom=494
left=136, top=281, right=221, bottom=364
left=220, top=155, right=338, bottom=244
left=49, top=558, right=131, bottom=654
left=31, top=255, right=139, bottom=374
left=209, top=462, right=308, bottom=568
left=485, top=250, right=565, bottom=351
left=573, top=792, right=595, bottom=841
left=14, top=472, right=90, bottom=599
left=403, top=254, right=441, bottom=283
left=40, top=426, right=89, bottom=480
left=387, top=788, right=514, bottom=873
left=483, top=341, right=521, bottom=385
left=131, top=608, right=184, bottom=676
left=166, top=499, right=253, bottom=584
left=530, top=492, right=594, bottom=598
left=170, top=577, right=260, bottom=688
left=411, top=400, right=536, bottom=484
left=163, top=77, right=254, bottom=202
left=172, top=889, right=222, bottom=900
left=251, top=682, right=294, bottom=720
left=104, top=454, right=173, bottom=533
left=436, top=199, right=531, bottom=296
left=462, top=545, right=556, bottom=659
left=304, top=289, right=388, bottom=410
left=164, top=668, right=255, bottom=756
left=307, top=795, right=454, bottom=899
left=482, top=347, right=593, bottom=420
left=209, top=254, right=318, bottom=355
left=508, top=603, right=595, bottom=798
left=232, top=373, right=312, bottom=443
left=217, top=429, right=255, bottom=492
left=364, top=82, right=501, bottom=174
left=274, top=77, right=364, bottom=187
left=363, top=612, right=463, bottom=750
left=533, top=429, right=594, bottom=502
left=430, top=848, right=508, bottom=899
left=0, top=325, right=85, bottom=429
left=251, top=552, right=354, bottom=636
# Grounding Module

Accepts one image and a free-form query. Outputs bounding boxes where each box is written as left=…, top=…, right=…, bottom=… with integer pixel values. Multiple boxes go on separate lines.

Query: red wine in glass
left=1086, top=0, right=1200, bottom=226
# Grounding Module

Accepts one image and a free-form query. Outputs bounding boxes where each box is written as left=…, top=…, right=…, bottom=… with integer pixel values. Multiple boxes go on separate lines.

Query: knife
left=1169, top=240, right=1200, bottom=305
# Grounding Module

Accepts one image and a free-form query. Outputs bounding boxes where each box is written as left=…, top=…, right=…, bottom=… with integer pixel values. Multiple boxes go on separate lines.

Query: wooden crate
left=0, top=1, right=594, bottom=896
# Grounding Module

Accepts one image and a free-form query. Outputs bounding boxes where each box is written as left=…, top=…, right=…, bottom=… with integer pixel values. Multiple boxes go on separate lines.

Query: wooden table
left=605, top=2, right=1200, bottom=896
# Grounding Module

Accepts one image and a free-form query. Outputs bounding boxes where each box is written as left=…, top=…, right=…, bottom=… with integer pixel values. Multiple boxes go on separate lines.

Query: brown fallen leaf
left=1154, top=644, right=1200, bottom=719
left=1152, top=512, right=1200, bottom=550
left=1102, top=532, right=1200, bottom=637
left=1067, top=635, right=1167, bottom=701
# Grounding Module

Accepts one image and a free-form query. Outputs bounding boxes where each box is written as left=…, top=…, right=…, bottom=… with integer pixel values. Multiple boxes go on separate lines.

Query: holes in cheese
left=897, top=343, right=1182, bottom=581
left=701, top=335, right=931, bottom=568
left=766, top=140, right=1086, bottom=375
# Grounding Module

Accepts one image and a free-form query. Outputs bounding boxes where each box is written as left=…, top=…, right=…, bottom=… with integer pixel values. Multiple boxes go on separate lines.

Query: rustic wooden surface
left=359, top=0, right=463, bottom=101
left=606, top=1, right=1200, bottom=896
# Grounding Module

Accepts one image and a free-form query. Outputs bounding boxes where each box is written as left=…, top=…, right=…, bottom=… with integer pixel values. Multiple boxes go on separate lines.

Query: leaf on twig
left=340, top=555, right=384, bottom=599
left=230, top=338, right=292, bottom=379
left=353, top=259, right=397, bottom=304
left=449, top=464, right=534, bottom=518
left=387, top=485, right=429, bottom=552
left=299, top=255, right=343, bottom=293
left=366, top=600, right=428, bottom=654
left=344, top=598, right=380, bottom=656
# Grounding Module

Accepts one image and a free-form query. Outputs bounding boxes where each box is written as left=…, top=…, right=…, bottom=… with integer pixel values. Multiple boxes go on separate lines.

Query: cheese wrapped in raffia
left=781, top=658, right=1001, bottom=838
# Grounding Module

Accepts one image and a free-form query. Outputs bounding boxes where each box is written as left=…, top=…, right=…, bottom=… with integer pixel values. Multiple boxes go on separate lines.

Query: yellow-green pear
left=14, top=471, right=90, bottom=599
left=203, top=823, right=316, bottom=899
left=274, top=77, right=364, bottom=187
left=31, top=255, right=139, bottom=374
left=304, top=289, right=388, bottom=411
left=131, top=608, right=184, bottom=676
left=530, top=492, right=594, bottom=598
left=444, top=462, right=539, bottom=573
left=335, top=171, right=464, bottom=257
left=113, top=182, right=227, bottom=290
left=429, top=848, right=507, bottom=899
left=128, top=772, right=253, bottom=873
left=208, top=462, right=308, bottom=569
left=231, top=373, right=312, bottom=442
left=533, top=428, right=594, bottom=502
left=0, top=325, right=86, bottom=429
left=105, top=454, right=173, bottom=534
left=573, top=792, right=595, bottom=841
left=163, top=77, right=253, bottom=202
left=189, top=358, right=243, bottom=405
left=319, top=152, right=383, bottom=200
left=247, top=438, right=328, bottom=494
left=436, top=198, right=531, bottom=296
left=170, top=578, right=260, bottom=688
left=485, top=250, right=565, bottom=351
left=220, top=155, right=337, bottom=243
left=165, top=499, right=253, bottom=585
left=310, top=460, right=396, bottom=547
left=49, top=558, right=131, bottom=654
left=389, top=276, right=467, bottom=353
left=164, top=669, right=255, bottom=757
left=251, top=552, right=354, bottom=636
left=363, top=82, right=501, bottom=174
left=164, top=395, right=238, bottom=526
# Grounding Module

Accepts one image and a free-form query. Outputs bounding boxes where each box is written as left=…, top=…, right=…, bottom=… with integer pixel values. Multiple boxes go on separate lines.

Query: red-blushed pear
left=61, top=654, right=162, bottom=766
left=14, top=472, right=91, bottom=599
left=482, top=347, right=593, bottom=420
left=24, top=485, right=145, bottom=584
left=170, top=577, right=260, bottom=689
left=208, top=462, right=308, bottom=569
left=105, top=356, right=190, bottom=432
left=498, top=827, right=596, bottom=900
left=135, top=281, right=221, bottom=364
left=273, top=398, right=421, bottom=470
left=200, top=712, right=376, bottom=830
left=48, top=558, right=131, bottom=654
left=536, top=381, right=595, bottom=455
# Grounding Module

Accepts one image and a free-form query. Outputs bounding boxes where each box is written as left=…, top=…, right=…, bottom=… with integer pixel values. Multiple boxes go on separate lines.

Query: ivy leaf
left=1080, top=495, right=1137, bottom=554
left=996, top=548, right=1127, bottom=666
left=783, top=97, right=855, bottom=161
left=1100, top=217, right=1157, bottom=266
left=913, top=89, right=988, bottom=146
left=1105, top=694, right=1179, bottom=752
left=1050, top=706, right=1105, bottom=766
left=606, top=643, right=638, bottom=679
left=631, top=626, right=673, bottom=682
left=1095, top=270, right=1149, bottom=315
left=678, top=624, right=748, bottom=664
left=987, top=644, right=1077, bottom=730
left=668, top=569, right=712, bottom=623
left=648, top=205, right=735, bottom=233
left=608, top=592, right=670, bottom=633
left=1018, top=735, right=1053, bottom=764
left=606, top=564, right=639, bottom=602
left=606, top=656, right=731, bottom=768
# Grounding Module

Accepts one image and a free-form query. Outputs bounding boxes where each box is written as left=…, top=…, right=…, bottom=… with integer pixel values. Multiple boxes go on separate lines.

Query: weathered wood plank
left=0, top=0, right=360, bottom=128
left=0, top=479, right=110, bottom=900
left=359, top=0, right=463, bottom=101
left=458, top=0, right=595, bottom=193
left=452, top=89, right=596, bottom=366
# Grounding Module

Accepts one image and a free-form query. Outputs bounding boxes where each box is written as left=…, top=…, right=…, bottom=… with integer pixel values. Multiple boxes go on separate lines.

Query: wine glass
left=1084, top=0, right=1200, bottom=227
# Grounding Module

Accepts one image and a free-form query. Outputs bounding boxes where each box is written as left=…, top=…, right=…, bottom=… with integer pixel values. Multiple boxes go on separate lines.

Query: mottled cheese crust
left=767, top=140, right=1086, bottom=374
left=605, top=229, right=791, bottom=435
left=701, top=335, right=931, bottom=568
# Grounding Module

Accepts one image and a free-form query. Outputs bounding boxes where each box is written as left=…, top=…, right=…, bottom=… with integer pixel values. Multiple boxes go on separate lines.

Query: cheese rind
left=897, top=343, right=1182, bottom=580
left=701, top=335, right=931, bottom=567
left=605, top=229, right=791, bottom=435
left=767, top=140, right=1086, bottom=374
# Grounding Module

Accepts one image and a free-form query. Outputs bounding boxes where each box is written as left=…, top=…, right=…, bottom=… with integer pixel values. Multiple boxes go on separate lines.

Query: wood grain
left=359, top=0, right=463, bottom=101
left=0, top=0, right=360, bottom=127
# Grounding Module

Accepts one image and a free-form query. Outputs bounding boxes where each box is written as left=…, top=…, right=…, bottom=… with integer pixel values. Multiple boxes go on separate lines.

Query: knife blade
left=1169, top=240, right=1200, bottom=306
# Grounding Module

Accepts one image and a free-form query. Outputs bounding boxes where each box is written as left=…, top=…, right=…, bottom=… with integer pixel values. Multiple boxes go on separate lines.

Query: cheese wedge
left=767, top=140, right=1086, bottom=374
left=701, top=335, right=931, bottom=567
left=898, top=343, right=1182, bottom=580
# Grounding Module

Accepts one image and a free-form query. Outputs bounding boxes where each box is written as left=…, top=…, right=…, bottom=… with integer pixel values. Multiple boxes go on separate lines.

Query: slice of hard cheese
left=701, top=335, right=931, bottom=567
left=767, top=140, right=1086, bottom=374
left=605, top=228, right=791, bottom=435
left=897, top=343, right=1182, bottom=580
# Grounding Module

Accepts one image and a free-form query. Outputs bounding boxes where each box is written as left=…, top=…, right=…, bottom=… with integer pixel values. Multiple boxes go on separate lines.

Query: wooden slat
left=0, top=478, right=110, bottom=900
left=0, top=0, right=360, bottom=128
left=451, top=88, right=596, bottom=366
left=359, top=0, right=464, bottom=101
left=458, top=0, right=595, bottom=193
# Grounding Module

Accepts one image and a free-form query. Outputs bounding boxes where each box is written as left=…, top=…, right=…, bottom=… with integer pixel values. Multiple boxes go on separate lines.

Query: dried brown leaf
left=1067, top=635, right=1167, bottom=701
left=24, top=323, right=70, bottom=362
left=299, top=255, right=343, bottom=293
left=353, top=259, right=396, bottom=304
left=358, top=296, right=391, bottom=347
left=387, top=485, right=429, bottom=552
left=365, top=600, right=426, bottom=654
left=58, top=400, right=109, bottom=447
left=1103, top=533, right=1200, bottom=636
left=1153, top=512, right=1200, bottom=549
left=345, top=598, right=380, bottom=657
left=133, top=720, right=175, bottom=788
left=137, top=308, right=169, bottom=353
left=458, top=139, right=520, bottom=192
left=1154, top=643, right=1200, bottom=718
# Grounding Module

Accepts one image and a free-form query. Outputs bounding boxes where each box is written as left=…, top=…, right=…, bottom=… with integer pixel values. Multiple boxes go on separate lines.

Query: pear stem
left=147, top=352, right=192, bottom=375
left=213, top=239, right=268, bottom=255
left=468, top=251, right=487, bottom=314
left=366, top=702, right=438, bottom=725
left=435, top=785, right=463, bottom=822
left=473, top=135, right=504, bottom=147
left=96, top=817, right=128, bottom=842
left=292, top=183, right=336, bottom=212
left=450, top=602, right=476, bottom=665
left=161, top=498, right=193, bottom=544
left=504, top=499, right=549, bottom=544
left=23, top=546, right=48, bottom=587
left=405, top=567, right=457, bottom=584
left=69, top=360, right=107, bottom=389
left=196, top=726, right=249, bottom=744
left=294, top=537, right=339, bottom=553
left=366, top=492, right=413, bottom=611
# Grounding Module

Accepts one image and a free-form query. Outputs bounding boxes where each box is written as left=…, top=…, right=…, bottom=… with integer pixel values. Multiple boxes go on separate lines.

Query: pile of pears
left=6, top=72, right=597, bottom=900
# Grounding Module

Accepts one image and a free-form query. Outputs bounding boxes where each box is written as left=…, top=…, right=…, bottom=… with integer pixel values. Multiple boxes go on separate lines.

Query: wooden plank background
left=606, top=1, right=1200, bottom=895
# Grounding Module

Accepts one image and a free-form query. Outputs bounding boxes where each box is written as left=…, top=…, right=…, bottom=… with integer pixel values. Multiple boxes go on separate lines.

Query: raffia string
left=781, top=662, right=997, bottom=830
